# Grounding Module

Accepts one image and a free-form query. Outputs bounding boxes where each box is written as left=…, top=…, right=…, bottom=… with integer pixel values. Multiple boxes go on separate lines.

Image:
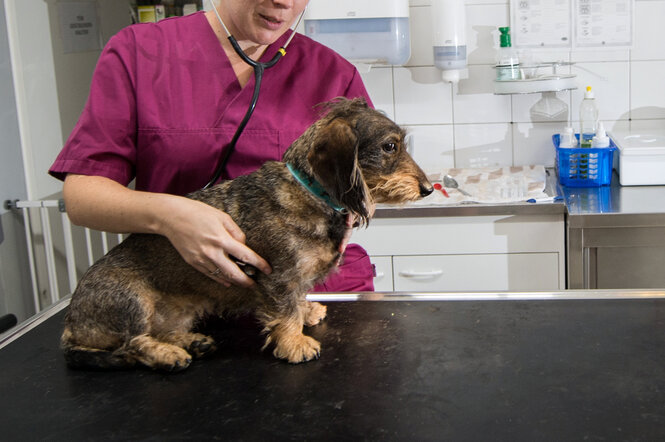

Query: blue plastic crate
left=553, top=134, right=617, bottom=187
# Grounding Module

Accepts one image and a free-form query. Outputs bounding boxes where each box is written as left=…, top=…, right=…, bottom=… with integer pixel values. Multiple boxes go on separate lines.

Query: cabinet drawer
left=370, top=256, right=394, bottom=292
left=393, top=253, right=560, bottom=291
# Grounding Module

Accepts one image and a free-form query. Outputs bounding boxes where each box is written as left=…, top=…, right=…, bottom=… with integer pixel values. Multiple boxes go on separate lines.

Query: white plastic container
left=303, top=0, right=410, bottom=66
left=610, top=129, right=665, bottom=186
left=592, top=122, right=610, bottom=148
left=559, top=127, right=577, bottom=148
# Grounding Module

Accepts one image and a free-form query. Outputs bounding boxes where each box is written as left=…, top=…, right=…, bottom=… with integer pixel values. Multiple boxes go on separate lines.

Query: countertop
left=2, top=291, right=665, bottom=441
left=374, top=169, right=565, bottom=218
left=375, top=169, right=665, bottom=221
left=561, top=171, right=665, bottom=228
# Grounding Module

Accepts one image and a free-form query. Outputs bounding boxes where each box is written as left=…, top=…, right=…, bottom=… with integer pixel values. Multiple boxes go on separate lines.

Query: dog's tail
left=61, top=329, right=135, bottom=370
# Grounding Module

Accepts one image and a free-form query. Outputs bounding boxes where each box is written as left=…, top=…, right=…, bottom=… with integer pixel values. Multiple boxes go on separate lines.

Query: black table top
left=1, top=298, right=664, bottom=441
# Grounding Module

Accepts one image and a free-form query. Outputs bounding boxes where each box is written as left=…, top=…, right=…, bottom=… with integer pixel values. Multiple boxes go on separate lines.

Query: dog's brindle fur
left=62, top=98, right=433, bottom=371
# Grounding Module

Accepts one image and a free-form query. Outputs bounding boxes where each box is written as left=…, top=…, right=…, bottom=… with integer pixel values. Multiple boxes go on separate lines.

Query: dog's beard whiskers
left=369, top=175, right=423, bottom=203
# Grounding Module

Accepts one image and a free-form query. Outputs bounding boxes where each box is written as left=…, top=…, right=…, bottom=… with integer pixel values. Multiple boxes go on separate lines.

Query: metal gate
left=4, top=199, right=124, bottom=313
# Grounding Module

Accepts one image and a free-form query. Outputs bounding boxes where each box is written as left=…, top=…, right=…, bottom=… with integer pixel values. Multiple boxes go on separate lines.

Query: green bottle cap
left=499, top=27, right=511, bottom=48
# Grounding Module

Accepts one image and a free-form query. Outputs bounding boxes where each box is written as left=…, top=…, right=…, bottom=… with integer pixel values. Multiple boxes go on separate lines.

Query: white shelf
left=494, top=74, right=577, bottom=95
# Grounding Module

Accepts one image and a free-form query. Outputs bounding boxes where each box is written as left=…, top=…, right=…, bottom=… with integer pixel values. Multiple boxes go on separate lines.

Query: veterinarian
left=49, top=0, right=375, bottom=292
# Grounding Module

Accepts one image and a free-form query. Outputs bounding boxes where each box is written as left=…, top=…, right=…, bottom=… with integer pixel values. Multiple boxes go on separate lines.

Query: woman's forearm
left=63, top=174, right=181, bottom=235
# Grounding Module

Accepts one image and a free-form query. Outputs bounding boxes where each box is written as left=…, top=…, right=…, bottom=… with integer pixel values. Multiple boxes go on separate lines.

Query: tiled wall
left=358, top=0, right=665, bottom=174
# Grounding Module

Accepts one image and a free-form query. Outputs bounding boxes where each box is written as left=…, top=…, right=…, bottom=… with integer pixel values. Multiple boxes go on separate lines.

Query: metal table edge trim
left=2, top=290, right=663, bottom=349
left=306, top=289, right=665, bottom=302
left=0, top=295, right=71, bottom=350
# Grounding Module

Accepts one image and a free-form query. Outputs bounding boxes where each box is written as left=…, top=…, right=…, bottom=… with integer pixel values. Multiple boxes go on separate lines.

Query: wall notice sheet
left=57, top=2, right=102, bottom=54
left=511, top=0, right=633, bottom=49
left=512, top=0, right=572, bottom=48
left=575, top=0, right=633, bottom=47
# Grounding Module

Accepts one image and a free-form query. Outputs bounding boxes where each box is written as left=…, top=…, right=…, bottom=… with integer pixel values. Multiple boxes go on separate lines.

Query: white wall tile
left=466, top=4, right=509, bottom=65
left=407, top=5, right=433, bottom=66
left=626, top=119, right=665, bottom=133
left=467, top=0, right=509, bottom=5
left=571, top=49, right=630, bottom=63
left=394, top=66, right=454, bottom=125
left=631, top=60, right=665, bottom=120
left=571, top=62, right=631, bottom=123
left=522, top=50, right=571, bottom=65
left=454, top=123, right=513, bottom=167
left=361, top=66, right=395, bottom=120
left=632, top=0, right=665, bottom=61
left=513, top=122, right=563, bottom=167
left=454, top=65, right=512, bottom=123
left=403, top=124, right=455, bottom=174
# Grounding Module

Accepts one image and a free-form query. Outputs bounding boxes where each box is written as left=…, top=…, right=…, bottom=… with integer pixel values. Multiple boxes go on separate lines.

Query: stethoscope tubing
left=202, top=38, right=283, bottom=190
left=202, top=1, right=303, bottom=190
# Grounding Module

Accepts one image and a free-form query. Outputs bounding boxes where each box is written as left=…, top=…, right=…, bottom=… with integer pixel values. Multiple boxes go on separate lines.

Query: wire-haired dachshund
left=61, top=98, right=433, bottom=371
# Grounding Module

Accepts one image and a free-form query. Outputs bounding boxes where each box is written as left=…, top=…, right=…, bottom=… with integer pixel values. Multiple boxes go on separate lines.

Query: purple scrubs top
left=49, top=12, right=374, bottom=292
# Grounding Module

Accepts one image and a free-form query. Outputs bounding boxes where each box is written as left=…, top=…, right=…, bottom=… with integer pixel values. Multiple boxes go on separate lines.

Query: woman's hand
left=157, top=197, right=272, bottom=287
left=63, top=174, right=271, bottom=288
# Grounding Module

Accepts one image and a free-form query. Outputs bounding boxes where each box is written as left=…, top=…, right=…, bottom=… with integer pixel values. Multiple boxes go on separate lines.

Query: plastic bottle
left=592, top=121, right=610, bottom=148
left=559, top=126, right=577, bottom=148
left=495, top=27, right=520, bottom=81
left=579, top=86, right=599, bottom=147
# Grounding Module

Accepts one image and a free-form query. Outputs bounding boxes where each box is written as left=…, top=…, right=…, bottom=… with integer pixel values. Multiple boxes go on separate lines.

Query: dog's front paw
left=272, top=334, right=321, bottom=364
left=304, top=301, right=327, bottom=327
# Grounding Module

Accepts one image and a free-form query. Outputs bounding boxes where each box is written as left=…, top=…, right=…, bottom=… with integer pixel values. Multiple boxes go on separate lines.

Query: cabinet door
left=393, top=253, right=560, bottom=291
left=370, top=256, right=393, bottom=292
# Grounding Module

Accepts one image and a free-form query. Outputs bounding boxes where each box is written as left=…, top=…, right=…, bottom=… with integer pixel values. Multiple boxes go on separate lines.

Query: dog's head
left=284, top=98, right=433, bottom=225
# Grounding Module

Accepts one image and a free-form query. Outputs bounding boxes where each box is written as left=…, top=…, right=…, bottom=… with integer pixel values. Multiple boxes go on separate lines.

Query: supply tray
left=553, top=134, right=617, bottom=187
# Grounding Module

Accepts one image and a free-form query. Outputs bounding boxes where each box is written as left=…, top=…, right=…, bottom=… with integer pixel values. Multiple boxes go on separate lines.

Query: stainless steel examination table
left=1, top=291, right=664, bottom=441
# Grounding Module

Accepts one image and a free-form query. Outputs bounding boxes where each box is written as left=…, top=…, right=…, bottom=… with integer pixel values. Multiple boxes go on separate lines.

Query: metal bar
left=306, top=289, right=665, bottom=302
left=40, top=206, right=60, bottom=304
left=61, top=212, right=78, bottom=294
left=84, top=228, right=94, bottom=267
left=0, top=295, right=71, bottom=350
left=21, top=208, right=41, bottom=313
left=101, top=232, right=109, bottom=255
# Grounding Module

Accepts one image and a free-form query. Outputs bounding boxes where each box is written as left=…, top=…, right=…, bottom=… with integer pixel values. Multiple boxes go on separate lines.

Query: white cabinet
left=355, top=213, right=565, bottom=291
left=370, top=255, right=394, bottom=291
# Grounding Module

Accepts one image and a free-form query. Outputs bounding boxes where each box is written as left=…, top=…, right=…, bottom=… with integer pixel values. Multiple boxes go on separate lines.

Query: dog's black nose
left=420, top=183, right=434, bottom=197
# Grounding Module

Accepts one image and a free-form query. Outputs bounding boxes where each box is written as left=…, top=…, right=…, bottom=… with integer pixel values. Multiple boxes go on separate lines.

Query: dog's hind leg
left=161, top=332, right=217, bottom=359
left=62, top=328, right=136, bottom=370
left=125, top=334, right=193, bottom=372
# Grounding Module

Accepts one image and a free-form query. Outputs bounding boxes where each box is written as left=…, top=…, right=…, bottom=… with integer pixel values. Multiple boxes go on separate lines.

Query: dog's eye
left=383, top=143, right=397, bottom=153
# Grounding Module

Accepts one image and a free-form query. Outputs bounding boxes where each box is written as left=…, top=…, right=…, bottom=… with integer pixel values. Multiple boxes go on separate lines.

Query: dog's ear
left=307, top=118, right=370, bottom=224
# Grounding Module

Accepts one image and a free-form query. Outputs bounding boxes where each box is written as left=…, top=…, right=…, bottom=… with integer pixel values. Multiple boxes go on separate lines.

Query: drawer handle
left=398, top=270, right=444, bottom=278
left=374, top=272, right=385, bottom=278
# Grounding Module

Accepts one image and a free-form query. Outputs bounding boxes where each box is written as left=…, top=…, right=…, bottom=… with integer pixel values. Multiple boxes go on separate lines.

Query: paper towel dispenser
left=303, top=0, right=411, bottom=66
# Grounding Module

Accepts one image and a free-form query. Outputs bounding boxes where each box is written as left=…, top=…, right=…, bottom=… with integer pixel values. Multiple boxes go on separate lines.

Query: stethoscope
left=202, top=0, right=306, bottom=189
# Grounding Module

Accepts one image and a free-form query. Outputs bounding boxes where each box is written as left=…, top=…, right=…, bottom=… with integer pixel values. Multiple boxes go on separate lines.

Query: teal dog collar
left=286, top=163, right=345, bottom=213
